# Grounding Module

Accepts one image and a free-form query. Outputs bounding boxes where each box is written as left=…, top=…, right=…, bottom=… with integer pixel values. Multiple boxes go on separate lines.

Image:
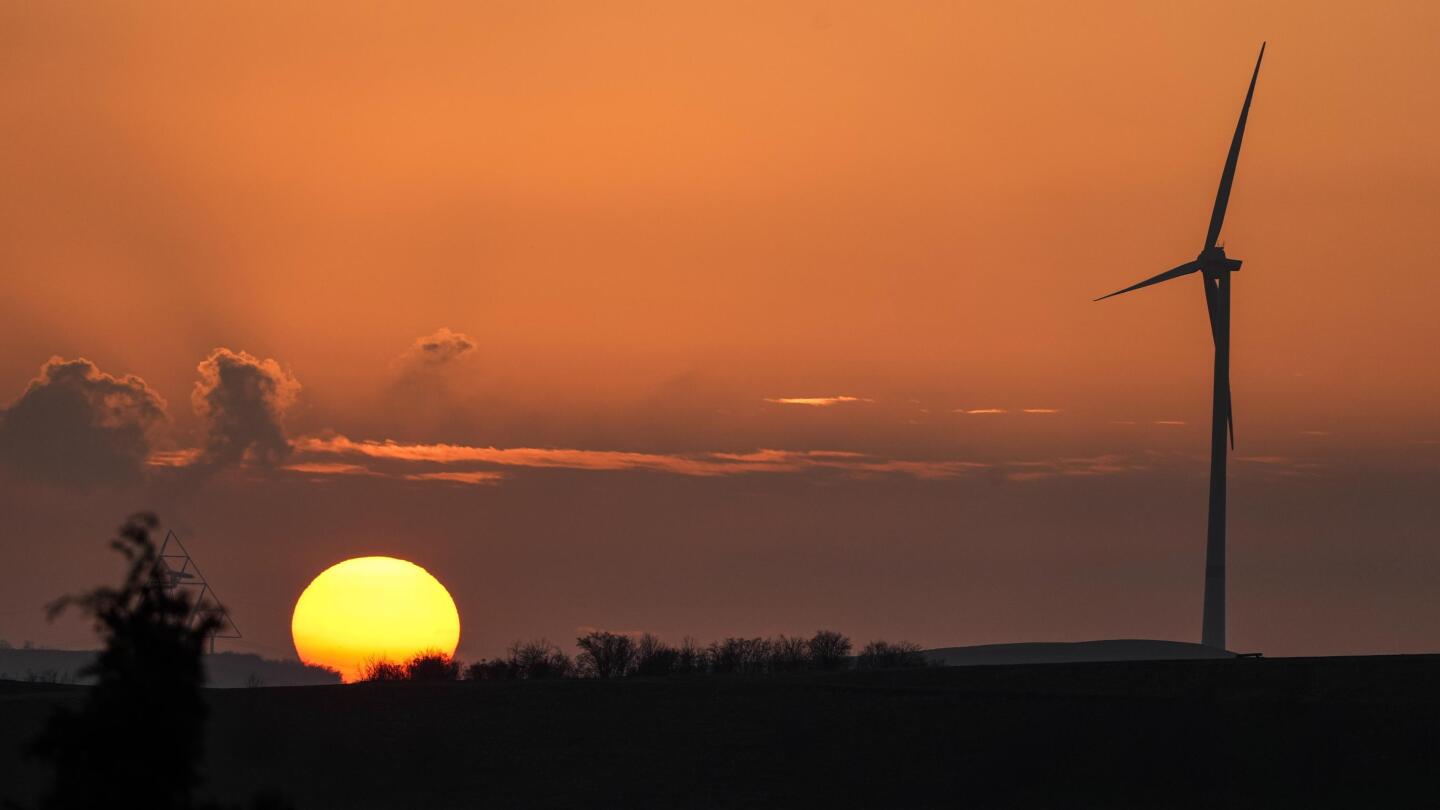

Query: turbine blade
left=1200, top=276, right=1233, bottom=448
left=1228, top=386, right=1235, bottom=449
left=1203, top=43, right=1265, bottom=250
left=1094, top=260, right=1202, bottom=301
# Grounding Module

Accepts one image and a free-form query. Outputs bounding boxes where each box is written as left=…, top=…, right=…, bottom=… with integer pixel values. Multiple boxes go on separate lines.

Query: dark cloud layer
left=191, top=349, right=300, bottom=469
left=0, top=357, right=167, bottom=484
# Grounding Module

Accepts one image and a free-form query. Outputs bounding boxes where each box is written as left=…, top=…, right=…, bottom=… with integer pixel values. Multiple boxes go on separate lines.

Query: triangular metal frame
left=155, top=530, right=241, bottom=653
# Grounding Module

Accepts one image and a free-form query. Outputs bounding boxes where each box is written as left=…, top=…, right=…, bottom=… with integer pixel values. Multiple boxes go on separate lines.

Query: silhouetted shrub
left=508, top=639, right=573, bottom=679
left=766, top=635, right=810, bottom=673
left=708, top=637, right=771, bottom=675
left=360, top=658, right=408, bottom=682
left=856, top=640, right=928, bottom=670
left=576, top=631, right=637, bottom=678
left=674, top=636, right=708, bottom=675
left=464, top=659, right=517, bottom=681
left=807, top=630, right=853, bottom=670
left=633, top=633, right=681, bottom=677
left=28, top=512, right=221, bottom=810
left=405, top=650, right=461, bottom=681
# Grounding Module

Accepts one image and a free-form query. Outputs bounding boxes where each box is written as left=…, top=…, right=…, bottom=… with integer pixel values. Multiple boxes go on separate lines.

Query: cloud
left=957, top=408, right=1007, bottom=415
left=398, top=327, right=477, bottom=370
left=402, top=470, right=507, bottom=485
left=191, top=348, right=300, bottom=468
left=0, top=357, right=168, bottom=484
left=1022, top=408, right=1061, bottom=414
left=763, top=396, right=871, bottom=407
left=293, top=435, right=993, bottom=481
left=999, top=454, right=1148, bottom=482
left=282, top=461, right=378, bottom=476
left=1152, top=420, right=1187, bottom=426
left=150, top=431, right=1151, bottom=487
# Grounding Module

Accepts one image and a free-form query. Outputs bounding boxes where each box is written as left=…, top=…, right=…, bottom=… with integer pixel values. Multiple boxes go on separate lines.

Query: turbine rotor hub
left=1199, top=245, right=1242, bottom=274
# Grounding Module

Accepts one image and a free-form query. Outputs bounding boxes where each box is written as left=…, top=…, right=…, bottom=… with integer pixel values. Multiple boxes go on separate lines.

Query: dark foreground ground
left=4, top=654, right=1439, bottom=809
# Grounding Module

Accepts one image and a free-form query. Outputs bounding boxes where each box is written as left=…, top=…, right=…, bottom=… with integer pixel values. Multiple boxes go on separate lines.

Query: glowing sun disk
left=291, top=556, right=460, bottom=682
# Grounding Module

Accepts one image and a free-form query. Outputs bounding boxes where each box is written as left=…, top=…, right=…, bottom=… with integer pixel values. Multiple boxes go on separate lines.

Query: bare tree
left=508, top=639, right=573, bottom=679
left=807, top=630, right=853, bottom=671
left=464, top=658, right=516, bottom=681
left=675, top=636, right=708, bottom=675
left=405, top=650, right=461, bottom=681
left=766, top=635, right=810, bottom=673
left=856, top=640, right=928, bottom=670
left=633, top=633, right=680, bottom=677
left=359, top=658, right=407, bottom=681
left=708, top=637, right=771, bottom=675
left=575, top=631, right=637, bottom=678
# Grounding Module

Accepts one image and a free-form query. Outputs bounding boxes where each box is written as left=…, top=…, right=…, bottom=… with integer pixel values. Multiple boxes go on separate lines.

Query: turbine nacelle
left=1199, top=245, right=1242, bottom=274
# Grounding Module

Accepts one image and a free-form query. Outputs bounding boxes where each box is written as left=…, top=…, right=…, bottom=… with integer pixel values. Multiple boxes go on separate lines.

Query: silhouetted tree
left=507, top=639, right=573, bottom=679
left=766, top=635, right=810, bottom=673
left=807, top=630, right=853, bottom=670
left=575, top=631, right=637, bottom=678
left=633, top=634, right=680, bottom=677
left=464, top=658, right=517, bottom=681
left=708, top=637, right=770, bottom=675
left=359, top=658, right=407, bottom=682
left=674, top=636, right=707, bottom=675
left=404, top=650, right=461, bottom=681
left=856, top=640, right=928, bottom=670
left=27, top=513, right=220, bottom=810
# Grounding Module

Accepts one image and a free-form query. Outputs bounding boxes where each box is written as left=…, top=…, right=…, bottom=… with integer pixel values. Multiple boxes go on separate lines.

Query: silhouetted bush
left=465, top=640, right=572, bottom=681
left=359, top=658, right=408, bottom=682
left=464, top=659, right=517, bottom=681
left=856, top=640, right=928, bottom=670
left=405, top=650, right=461, bottom=681
left=27, top=512, right=221, bottom=810
left=708, top=637, right=771, bottom=675
left=766, top=635, right=810, bottom=673
left=576, top=631, right=637, bottom=678
left=807, top=630, right=853, bottom=670
left=508, top=639, right=573, bottom=680
left=674, top=636, right=708, bottom=675
left=633, top=633, right=681, bottom=677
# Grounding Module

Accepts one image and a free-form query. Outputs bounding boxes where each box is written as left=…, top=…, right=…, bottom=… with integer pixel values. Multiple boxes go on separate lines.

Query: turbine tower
left=1096, top=44, right=1265, bottom=650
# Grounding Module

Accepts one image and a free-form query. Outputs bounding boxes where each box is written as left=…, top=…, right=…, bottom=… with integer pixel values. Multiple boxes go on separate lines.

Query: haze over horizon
left=3, top=1, right=1438, bottom=663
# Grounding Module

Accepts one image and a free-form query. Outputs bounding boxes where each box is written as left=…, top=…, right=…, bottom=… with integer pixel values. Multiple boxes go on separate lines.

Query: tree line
left=360, top=630, right=930, bottom=682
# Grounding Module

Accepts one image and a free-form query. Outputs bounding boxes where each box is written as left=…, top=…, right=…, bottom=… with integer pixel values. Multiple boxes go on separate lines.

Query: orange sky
left=2, top=2, right=1439, bottom=660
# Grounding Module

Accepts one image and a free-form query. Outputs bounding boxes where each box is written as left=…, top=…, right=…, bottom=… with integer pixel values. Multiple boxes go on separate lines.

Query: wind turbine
left=1096, top=43, right=1265, bottom=651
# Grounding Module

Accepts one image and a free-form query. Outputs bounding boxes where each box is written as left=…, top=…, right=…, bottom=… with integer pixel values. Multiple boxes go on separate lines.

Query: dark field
left=4, top=655, right=1439, bottom=809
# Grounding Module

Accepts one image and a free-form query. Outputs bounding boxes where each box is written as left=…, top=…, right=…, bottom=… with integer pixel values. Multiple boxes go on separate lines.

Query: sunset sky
left=2, top=1, right=1438, bottom=662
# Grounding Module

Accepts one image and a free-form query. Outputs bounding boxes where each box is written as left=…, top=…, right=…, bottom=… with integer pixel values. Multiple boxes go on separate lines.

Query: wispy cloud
left=999, top=454, right=1148, bottom=482
left=957, top=408, right=1007, bottom=415
left=148, top=435, right=1147, bottom=487
left=282, top=461, right=378, bottom=476
left=763, top=396, right=872, bottom=407
left=403, top=471, right=507, bottom=485
left=1022, top=408, right=1060, bottom=414
left=1236, top=456, right=1290, bottom=465
left=291, top=436, right=983, bottom=480
left=147, top=448, right=201, bottom=467
left=1153, top=420, right=1187, bottom=426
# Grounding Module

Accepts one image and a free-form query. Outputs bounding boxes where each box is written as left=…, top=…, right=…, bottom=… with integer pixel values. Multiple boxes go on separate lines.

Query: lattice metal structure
left=155, top=530, right=241, bottom=654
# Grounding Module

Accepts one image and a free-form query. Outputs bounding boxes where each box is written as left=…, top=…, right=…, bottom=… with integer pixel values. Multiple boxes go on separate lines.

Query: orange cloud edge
left=144, top=435, right=1153, bottom=484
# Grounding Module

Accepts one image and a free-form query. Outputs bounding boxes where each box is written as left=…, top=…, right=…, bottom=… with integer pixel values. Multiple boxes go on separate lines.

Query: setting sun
left=291, top=557, right=460, bottom=682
